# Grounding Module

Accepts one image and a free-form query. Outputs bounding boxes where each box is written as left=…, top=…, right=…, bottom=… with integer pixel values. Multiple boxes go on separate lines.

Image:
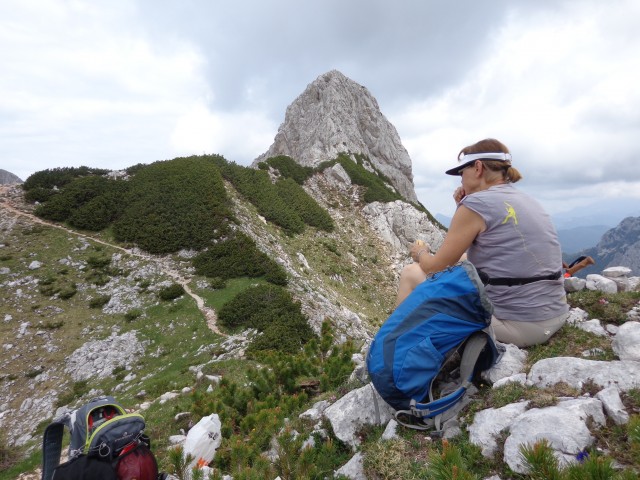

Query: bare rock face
left=362, top=200, right=445, bottom=252
left=255, top=70, right=418, bottom=203
left=0, top=169, right=23, bottom=184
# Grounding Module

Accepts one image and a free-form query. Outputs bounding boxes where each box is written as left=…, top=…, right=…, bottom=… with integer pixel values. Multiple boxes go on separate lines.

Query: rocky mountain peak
left=582, top=216, right=640, bottom=275
left=0, top=169, right=23, bottom=184
left=255, top=70, right=419, bottom=203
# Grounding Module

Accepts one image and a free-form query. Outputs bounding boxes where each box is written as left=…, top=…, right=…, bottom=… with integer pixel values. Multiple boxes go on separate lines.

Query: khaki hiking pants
left=490, top=311, right=569, bottom=347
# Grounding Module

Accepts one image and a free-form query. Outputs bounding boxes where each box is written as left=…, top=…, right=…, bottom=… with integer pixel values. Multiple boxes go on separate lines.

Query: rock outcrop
left=254, top=70, right=419, bottom=203
left=579, top=216, right=640, bottom=276
left=327, top=311, right=640, bottom=477
left=0, top=169, right=23, bottom=184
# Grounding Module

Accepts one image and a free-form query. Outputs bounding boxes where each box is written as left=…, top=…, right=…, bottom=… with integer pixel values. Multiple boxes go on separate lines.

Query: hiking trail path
left=0, top=184, right=225, bottom=336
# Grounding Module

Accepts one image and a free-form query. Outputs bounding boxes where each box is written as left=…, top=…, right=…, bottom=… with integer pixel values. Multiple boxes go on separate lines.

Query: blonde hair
left=459, top=138, right=522, bottom=183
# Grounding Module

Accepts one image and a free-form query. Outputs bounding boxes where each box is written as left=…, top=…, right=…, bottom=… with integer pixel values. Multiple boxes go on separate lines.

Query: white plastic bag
left=183, top=413, right=222, bottom=468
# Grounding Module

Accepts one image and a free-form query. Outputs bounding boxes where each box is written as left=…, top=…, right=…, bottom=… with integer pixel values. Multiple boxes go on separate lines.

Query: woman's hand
left=410, top=240, right=431, bottom=262
left=453, top=187, right=466, bottom=204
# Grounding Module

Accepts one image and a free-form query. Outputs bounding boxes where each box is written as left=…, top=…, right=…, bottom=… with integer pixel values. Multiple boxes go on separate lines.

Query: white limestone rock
left=576, top=319, right=608, bottom=337
left=381, top=418, right=399, bottom=440
left=602, top=266, right=632, bottom=278
left=596, top=386, right=629, bottom=425
left=361, top=200, right=445, bottom=252
left=564, top=277, right=586, bottom=292
left=254, top=70, right=419, bottom=203
left=323, top=383, right=393, bottom=448
left=299, top=400, right=330, bottom=422
left=528, top=357, right=640, bottom=391
left=468, top=401, right=529, bottom=457
left=482, top=343, right=527, bottom=384
left=492, top=373, right=527, bottom=389
left=612, top=321, right=640, bottom=361
left=586, top=274, right=618, bottom=294
left=503, top=398, right=605, bottom=474
left=566, top=307, right=588, bottom=325
left=627, top=305, right=640, bottom=322
left=334, top=452, right=366, bottom=480
left=65, top=331, right=145, bottom=381
left=324, top=163, right=352, bottom=190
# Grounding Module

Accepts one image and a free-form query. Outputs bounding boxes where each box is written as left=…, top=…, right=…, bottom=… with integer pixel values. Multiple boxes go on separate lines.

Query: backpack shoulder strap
left=395, top=332, right=493, bottom=431
left=41, top=419, right=66, bottom=480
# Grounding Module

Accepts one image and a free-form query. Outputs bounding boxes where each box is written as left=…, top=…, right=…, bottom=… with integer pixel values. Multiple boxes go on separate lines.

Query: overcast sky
left=1, top=0, right=639, bottom=222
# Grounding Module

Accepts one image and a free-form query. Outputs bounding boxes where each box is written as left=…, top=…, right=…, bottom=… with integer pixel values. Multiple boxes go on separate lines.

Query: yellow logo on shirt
left=502, top=202, right=518, bottom=225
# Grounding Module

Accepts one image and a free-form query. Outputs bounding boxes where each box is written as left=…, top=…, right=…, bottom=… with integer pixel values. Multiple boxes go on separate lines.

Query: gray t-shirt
left=460, top=183, right=569, bottom=322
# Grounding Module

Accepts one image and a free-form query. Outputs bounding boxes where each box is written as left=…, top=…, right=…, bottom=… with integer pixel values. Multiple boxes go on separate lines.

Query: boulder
left=503, top=398, right=604, bottom=473
left=323, top=383, right=393, bottom=448
left=586, top=274, right=618, bottom=294
left=612, top=321, right=640, bottom=361
left=528, top=357, right=640, bottom=391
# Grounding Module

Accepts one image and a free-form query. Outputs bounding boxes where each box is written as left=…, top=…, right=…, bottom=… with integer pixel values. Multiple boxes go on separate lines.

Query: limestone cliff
left=255, top=70, right=418, bottom=203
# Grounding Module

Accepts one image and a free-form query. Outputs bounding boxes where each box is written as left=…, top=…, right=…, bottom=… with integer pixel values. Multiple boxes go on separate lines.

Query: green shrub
left=192, top=233, right=288, bottom=286
left=42, top=320, right=64, bottom=329
left=208, top=277, right=227, bottom=289
left=274, top=178, right=334, bottom=232
left=24, top=187, right=57, bottom=203
left=89, top=295, right=111, bottom=309
left=87, top=255, right=111, bottom=269
left=58, top=284, right=77, bottom=300
left=23, top=166, right=109, bottom=191
left=35, top=175, right=124, bottom=225
left=124, top=309, right=143, bottom=321
left=0, top=431, right=20, bottom=472
left=158, top=283, right=185, bottom=301
left=220, top=162, right=305, bottom=235
left=186, top=321, right=356, bottom=478
left=68, top=181, right=130, bottom=230
left=113, top=156, right=230, bottom=253
left=56, top=380, right=90, bottom=408
left=39, top=283, right=60, bottom=297
left=218, top=284, right=314, bottom=353
left=263, top=155, right=314, bottom=185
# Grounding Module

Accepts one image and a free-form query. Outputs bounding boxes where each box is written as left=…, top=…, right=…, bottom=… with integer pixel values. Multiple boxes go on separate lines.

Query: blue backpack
left=367, top=261, right=500, bottom=430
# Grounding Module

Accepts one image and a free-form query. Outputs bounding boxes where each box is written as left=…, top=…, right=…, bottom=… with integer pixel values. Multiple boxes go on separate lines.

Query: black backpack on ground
left=41, top=395, right=165, bottom=480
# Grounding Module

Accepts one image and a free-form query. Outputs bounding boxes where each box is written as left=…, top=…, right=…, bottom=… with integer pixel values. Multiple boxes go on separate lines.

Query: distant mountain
left=0, top=169, right=22, bottom=184
left=556, top=224, right=609, bottom=256
left=552, top=198, right=640, bottom=229
left=568, top=216, right=640, bottom=277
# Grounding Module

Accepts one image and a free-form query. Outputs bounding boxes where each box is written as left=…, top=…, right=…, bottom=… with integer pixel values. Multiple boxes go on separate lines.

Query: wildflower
left=598, top=298, right=609, bottom=305
left=576, top=449, right=589, bottom=463
left=197, top=457, right=208, bottom=468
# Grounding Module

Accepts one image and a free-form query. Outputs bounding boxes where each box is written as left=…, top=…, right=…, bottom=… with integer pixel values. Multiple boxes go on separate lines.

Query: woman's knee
left=396, top=263, right=426, bottom=305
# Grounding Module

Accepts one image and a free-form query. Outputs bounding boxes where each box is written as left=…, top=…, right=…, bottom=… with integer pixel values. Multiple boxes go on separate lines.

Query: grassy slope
left=0, top=176, right=400, bottom=478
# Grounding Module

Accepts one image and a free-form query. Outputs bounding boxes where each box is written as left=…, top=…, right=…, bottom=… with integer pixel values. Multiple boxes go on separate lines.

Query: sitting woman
left=397, top=138, right=569, bottom=347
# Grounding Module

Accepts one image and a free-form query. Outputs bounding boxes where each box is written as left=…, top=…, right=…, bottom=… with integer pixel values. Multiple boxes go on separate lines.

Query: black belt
left=477, top=270, right=562, bottom=287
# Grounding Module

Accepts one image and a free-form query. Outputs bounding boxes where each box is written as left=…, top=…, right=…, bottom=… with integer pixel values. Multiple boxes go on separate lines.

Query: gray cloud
left=1, top=0, right=638, bottom=222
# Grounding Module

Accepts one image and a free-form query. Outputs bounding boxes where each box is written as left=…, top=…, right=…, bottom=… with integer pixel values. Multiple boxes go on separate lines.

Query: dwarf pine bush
left=192, top=233, right=288, bottom=286
left=260, top=155, right=314, bottom=185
